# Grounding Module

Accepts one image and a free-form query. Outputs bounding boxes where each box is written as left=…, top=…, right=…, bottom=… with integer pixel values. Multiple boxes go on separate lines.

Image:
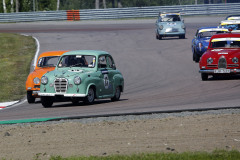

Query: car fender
left=85, top=83, right=96, bottom=97
left=112, top=74, right=124, bottom=92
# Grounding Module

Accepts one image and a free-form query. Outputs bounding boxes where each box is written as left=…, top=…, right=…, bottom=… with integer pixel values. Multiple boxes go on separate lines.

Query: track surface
left=1, top=16, right=240, bottom=121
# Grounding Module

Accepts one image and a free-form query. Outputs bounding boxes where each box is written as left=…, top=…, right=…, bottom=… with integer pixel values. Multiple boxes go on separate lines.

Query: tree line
left=0, top=0, right=232, bottom=13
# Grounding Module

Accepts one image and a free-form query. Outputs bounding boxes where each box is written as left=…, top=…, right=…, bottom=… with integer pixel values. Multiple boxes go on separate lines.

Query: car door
left=105, top=55, right=116, bottom=95
left=97, top=55, right=112, bottom=96
left=192, top=29, right=199, bottom=52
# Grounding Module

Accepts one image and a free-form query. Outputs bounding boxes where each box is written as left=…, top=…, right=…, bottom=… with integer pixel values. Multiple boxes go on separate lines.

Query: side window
left=98, top=55, right=107, bottom=68
left=107, top=56, right=116, bottom=69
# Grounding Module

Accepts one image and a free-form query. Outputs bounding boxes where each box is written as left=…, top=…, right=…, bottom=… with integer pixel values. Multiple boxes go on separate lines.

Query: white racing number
left=103, top=74, right=109, bottom=89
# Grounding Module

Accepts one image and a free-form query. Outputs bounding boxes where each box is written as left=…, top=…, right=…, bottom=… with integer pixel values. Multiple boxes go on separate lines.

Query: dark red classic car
left=199, top=32, right=240, bottom=80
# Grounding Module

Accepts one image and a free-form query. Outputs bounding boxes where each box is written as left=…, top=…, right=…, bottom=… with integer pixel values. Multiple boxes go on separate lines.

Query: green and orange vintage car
left=39, top=50, right=124, bottom=108
left=26, top=51, right=68, bottom=103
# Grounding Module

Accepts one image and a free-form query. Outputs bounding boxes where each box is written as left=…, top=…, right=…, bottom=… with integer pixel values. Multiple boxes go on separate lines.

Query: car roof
left=198, top=26, right=226, bottom=31
left=160, top=13, right=180, bottom=16
left=225, top=15, right=240, bottom=20
left=38, top=50, right=69, bottom=58
left=221, top=20, right=240, bottom=25
left=62, top=50, right=110, bottom=56
left=198, top=27, right=228, bottom=32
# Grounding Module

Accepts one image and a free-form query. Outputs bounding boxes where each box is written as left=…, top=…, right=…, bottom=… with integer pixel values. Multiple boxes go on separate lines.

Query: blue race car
left=225, top=15, right=240, bottom=20
left=191, top=27, right=228, bottom=62
left=155, top=12, right=185, bottom=40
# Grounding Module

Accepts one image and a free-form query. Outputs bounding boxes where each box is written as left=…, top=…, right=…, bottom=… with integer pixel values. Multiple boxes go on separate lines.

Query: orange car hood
left=30, top=67, right=56, bottom=78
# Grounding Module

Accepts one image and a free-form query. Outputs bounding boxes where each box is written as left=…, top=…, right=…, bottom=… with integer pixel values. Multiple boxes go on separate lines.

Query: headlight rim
left=207, top=57, right=213, bottom=64
left=159, top=25, right=163, bottom=30
left=232, top=57, right=238, bottom=63
left=74, top=76, right=81, bottom=85
left=41, top=76, right=48, bottom=85
left=33, top=77, right=40, bottom=84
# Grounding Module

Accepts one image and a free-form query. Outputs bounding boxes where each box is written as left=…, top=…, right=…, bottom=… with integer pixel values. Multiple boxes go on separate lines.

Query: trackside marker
left=0, top=101, right=19, bottom=110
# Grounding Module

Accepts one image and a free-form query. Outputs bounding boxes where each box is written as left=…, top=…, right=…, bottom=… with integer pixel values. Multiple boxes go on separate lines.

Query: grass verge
left=44, top=150, right=240, bottom=160
left=0, top=33, right=36, bottom=102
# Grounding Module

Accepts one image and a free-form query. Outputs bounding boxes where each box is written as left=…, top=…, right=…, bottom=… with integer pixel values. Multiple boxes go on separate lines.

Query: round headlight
left=33, top=77, right=40, bottom=84
left=207, top=57, right=213, bottom=64
left=74, top=76, right=81, bottom=85
left=41, top=76, right=48, bottom=85
left=159, top=25, right=163, bottom=30
left=232, top=57, right=238, bottom=63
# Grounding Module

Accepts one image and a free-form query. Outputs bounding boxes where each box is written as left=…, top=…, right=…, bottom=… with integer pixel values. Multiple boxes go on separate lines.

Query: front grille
left=207, top=64, right=217, bottom=68
left=218, top=56, right=227, bottom=69
left=54, top=78, right=68, bottom=93
left=34, top=85, right=40, bottom=89
left=228, top=64, right=239, bottom=68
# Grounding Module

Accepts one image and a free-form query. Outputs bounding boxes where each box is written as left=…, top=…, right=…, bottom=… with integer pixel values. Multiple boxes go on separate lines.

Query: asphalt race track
left=0, top=16, right=240, bottom=121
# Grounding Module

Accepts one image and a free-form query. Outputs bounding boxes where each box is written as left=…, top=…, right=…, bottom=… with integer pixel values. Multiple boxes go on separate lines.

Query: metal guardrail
left=0, top=3, right=240, bottom=22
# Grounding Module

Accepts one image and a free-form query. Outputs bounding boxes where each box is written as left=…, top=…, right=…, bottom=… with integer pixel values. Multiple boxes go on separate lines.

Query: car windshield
left=198, top=31, right=225, bottom=38
left=221, top=24, right=239, bottom=30
left=58, top=55, right=96, bottom=68
left=160, top=14, right=181, bottom=22
left=37, top=56, right=60, bottom=67
left=211, top=38, right=240, bottom=48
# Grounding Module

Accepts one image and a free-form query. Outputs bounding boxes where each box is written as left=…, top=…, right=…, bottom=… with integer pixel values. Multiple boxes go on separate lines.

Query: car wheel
left=111, top=86, right=121, bottom=101
left=158, top=35, right=162, bottom=40
left=84, top=87, right=95, bottom=104
left=41, top=96, right=53, bottom=108
left=193, top=51, right=196, bottom=61
left=201, top=73, right=208, bottom=81
left=179, top=35, right=185, bottom=39
left=195, top=55, right=200, bottom=63
left=27, top=91, right=35, bottom=103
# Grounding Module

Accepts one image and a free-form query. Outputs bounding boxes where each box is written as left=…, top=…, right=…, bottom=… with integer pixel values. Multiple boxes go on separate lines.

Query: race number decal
left=103, top=74, right=109, bottom=89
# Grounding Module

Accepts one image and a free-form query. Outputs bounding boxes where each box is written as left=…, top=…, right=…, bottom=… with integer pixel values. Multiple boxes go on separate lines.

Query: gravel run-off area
left=0, top=109, right=240, bottom=160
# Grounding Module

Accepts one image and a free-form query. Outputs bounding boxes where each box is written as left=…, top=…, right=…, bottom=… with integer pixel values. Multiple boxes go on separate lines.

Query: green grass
left=0, top=33, right=36, bottom=102
left=45, top=150, right=240, bottom=160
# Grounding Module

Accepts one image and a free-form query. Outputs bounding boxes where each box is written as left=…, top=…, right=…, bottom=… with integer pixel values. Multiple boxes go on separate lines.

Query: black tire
left=201, top=73, right=208, bottom=81
left=195, top=55, right=200, bottom=63
left=158, top=35, right=162, bottom=40
left=111, top=86, right=121, bottom=101
left=194, top=51, right=200, bottom=63
left=41, top=96, right=53, bottom=108
left=27, top=91, right=35, bottom=103
left=84, top=87, right=95, bottom=104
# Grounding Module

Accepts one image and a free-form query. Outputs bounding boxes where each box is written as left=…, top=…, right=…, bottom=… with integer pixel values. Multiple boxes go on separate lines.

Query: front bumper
left=199, top=69, right=240, bottom=74
left=38, top=92, right=87, bottom=97
left=157, top=28, right=185, bottom=37
left=32, top=91, right=40, bottom=96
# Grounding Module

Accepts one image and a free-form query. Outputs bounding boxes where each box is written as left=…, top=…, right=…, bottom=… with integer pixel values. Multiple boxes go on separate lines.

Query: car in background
left=199, top=33, right=240, bottom=81
left=38, top=50, right=124, bottom=108
left=25, top=50, right=68, bottom=103
left=219, top=20, right=240, bottom=32
left=225, top=15, right=240, bottom=20
left=155, top=12, right=186, bottom=40
left=192, top=27, right=228, bottom=62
